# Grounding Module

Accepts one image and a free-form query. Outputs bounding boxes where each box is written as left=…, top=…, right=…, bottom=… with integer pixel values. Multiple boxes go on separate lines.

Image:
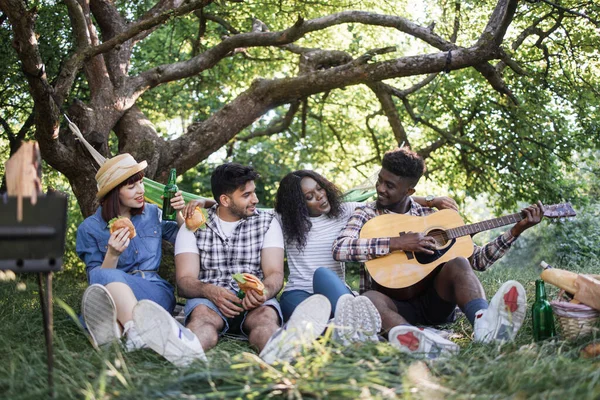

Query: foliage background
left=2, top=0, right=600, bottom=398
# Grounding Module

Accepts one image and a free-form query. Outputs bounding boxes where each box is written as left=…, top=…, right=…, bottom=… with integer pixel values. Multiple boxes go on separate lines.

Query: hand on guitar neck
left=509, top=201, right=544, bottom=238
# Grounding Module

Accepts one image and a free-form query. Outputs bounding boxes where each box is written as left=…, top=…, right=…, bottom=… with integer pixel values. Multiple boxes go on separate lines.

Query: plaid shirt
left=332, top=199, right=517, bottom=293
left=194, top=206, right=274, bottom=290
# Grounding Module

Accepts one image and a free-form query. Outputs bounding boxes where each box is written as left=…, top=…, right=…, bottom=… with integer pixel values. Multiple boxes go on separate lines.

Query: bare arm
left=182, top=198, right=217, bottom=219
left=101, top=227, right=130, bottom=268
left=412, top=196, right=459, bottom=211
left=176, top=252, right=244, bottom=318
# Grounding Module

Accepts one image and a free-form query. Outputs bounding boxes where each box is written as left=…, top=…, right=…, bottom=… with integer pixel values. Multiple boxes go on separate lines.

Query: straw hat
left=95, top=153, right=147, bottom=200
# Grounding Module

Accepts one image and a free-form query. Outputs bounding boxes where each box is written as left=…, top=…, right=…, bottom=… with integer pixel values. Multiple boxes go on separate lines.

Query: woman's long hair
left=100, top=171, right=145, bottom=222
left=275, top=170, right=343, bottom=251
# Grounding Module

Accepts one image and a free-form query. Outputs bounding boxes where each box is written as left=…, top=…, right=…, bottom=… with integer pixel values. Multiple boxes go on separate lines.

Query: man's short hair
left=211, top=163, right=260, bottom=203
left=381, top=147, right=426, bottom=186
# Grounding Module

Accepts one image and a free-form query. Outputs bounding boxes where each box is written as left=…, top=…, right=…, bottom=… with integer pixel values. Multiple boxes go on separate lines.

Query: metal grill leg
left=38, top=272, right=54, bottom=399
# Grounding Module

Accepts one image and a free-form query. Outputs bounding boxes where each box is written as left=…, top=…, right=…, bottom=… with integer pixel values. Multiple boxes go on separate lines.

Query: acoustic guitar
left=359, top=203, right=576, bottom=299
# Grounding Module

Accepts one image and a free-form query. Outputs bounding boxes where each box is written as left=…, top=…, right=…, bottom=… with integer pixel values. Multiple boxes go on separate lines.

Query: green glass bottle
left=162, top=168, right=178, bottom=221
left=532, top=279, right=556, bottom=341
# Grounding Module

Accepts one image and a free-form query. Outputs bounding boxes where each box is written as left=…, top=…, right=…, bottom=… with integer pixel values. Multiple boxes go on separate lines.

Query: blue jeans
left=279, top=267, right=352, bottom=322
left=88, top=268, right=176, bottom=314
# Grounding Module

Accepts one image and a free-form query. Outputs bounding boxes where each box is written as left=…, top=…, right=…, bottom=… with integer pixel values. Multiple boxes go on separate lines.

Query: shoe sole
left=287, top=294, right=332, bottom=337
left=82, top=284, right=120, bottom=348
left=333, top=294, right=356, bottom=344
left=133, top=300, right=206, bottom=367
left=260, top=294, right=331, bottom=364
left=389, top=326, right=459, bottom=359
left=487, top=281, right=527, bottom=342
left=354, top=296, right=382, bottom=341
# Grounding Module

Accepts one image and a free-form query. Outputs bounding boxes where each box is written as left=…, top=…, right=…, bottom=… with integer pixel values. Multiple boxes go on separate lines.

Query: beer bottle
left=162, top=168, right=178, bottom=221
left=532, top=279, right=556, bottom=341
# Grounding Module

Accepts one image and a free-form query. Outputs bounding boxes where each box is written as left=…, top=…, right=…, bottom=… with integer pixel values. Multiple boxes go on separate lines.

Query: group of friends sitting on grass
left=76, top=147, right=543, bottom=366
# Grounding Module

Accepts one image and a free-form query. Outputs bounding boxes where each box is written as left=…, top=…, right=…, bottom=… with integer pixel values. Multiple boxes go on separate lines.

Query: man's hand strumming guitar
left=390, top=232, right=437, bottom=255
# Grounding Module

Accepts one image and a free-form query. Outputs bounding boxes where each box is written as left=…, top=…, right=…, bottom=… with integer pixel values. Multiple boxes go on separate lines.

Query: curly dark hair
left=381, top=147, right=425, bottom=186
left=275, top=170, right=343, bottom=251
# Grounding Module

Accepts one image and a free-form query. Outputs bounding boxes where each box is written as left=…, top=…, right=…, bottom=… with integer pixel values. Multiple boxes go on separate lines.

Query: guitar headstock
left=544, top=203, right=577, bottom=219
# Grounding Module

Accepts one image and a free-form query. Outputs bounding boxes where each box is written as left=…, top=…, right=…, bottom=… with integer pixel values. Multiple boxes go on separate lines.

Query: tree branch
left=367, top=82, right=409, bottom=147
left=537, top=0, right=600, bottom=27
left=204, top=12, right=240, bottom=34
left=365, top=110, right=383, bottom=162
left=236, top=102, right=300, bottom=141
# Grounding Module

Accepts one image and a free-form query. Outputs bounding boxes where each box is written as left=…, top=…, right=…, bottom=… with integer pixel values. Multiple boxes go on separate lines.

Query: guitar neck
left=447, top=212, right=523, bottom=239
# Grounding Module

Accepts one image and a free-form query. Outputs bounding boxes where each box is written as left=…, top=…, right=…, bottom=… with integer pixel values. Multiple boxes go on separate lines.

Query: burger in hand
left=185, top=207, right=207, bottom=232
left=108, top=216, right=136, bottom=239
left=232, top=273, right=265, bottom=299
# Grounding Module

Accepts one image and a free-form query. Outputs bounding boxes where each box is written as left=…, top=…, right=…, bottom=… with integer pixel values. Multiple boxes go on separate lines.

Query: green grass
left=2, top=206, right=600, bottom=399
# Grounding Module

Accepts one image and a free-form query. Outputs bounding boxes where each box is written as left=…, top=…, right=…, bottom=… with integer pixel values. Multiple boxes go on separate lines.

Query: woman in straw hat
left=75, top=153, right=207, bottom=363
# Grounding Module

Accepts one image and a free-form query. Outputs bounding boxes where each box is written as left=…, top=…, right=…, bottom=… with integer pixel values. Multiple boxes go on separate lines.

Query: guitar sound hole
left=427, top=229, right=448, bottom=249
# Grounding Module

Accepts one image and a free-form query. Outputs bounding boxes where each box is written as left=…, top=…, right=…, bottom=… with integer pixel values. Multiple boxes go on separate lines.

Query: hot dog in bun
left=232, top=273, right=265, bottom=298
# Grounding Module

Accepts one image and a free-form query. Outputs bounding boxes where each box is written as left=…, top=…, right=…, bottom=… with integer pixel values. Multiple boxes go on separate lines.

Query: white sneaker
left=353, top=296, right=381, bottom=342
left=260, top=294, right=331, bottom=365
left=473, top=280, right=527, bottom=343
left=389, top=325, right=460, bottom=359
left=332, top=294, right=356, bottom=345
left=82, top=284, right=121, bottom=348
left=133, top=300, right=207, bottom=367
left=123, top=320, right=147, bottom=352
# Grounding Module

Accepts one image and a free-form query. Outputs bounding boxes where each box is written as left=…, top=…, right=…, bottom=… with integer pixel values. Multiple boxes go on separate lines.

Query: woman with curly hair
left=275, top=170, right=456, bottom=344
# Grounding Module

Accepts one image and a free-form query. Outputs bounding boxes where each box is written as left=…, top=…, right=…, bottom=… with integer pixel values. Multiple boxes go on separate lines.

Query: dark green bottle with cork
left=532, top=279, right=556, bottom=341
left=162, top=168, right=178, bottom=221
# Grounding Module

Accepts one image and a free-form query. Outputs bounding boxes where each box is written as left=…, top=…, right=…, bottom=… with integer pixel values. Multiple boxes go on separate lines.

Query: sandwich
left=232, top=273, right=265, bottom=299
left=108, top=216, right=136, bottom=239
left=185, top=207, right=207, bottom=232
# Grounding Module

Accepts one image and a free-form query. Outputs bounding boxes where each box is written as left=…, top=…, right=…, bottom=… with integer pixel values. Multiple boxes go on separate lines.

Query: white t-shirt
left=280, top=202, right=362, bottom=293
left=175, top=215, right=284, bottom=255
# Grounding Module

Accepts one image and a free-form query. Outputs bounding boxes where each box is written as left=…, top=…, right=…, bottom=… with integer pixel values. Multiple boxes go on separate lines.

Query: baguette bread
left=540, top=262, right=578, bottom=294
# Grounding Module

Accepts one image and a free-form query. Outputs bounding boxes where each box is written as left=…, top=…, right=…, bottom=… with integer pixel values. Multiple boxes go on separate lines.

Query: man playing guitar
left=332, top=147, right=543, bottom=358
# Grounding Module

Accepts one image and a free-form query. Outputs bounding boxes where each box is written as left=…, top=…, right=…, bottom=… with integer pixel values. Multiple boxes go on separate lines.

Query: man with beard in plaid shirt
left=332, top=147, right=543, bottom=359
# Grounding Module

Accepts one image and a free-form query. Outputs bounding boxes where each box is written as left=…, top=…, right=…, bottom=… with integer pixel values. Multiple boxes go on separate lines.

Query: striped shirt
left=332, top=199, right=517, bottom=293
left=280, top=202, right=361, bottom=293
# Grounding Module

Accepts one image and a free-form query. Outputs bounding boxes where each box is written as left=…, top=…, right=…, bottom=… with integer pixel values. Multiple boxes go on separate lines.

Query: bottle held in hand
left=162, top=168, right=178, bottom=221
left=532, top=279, right=556, bottom=341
